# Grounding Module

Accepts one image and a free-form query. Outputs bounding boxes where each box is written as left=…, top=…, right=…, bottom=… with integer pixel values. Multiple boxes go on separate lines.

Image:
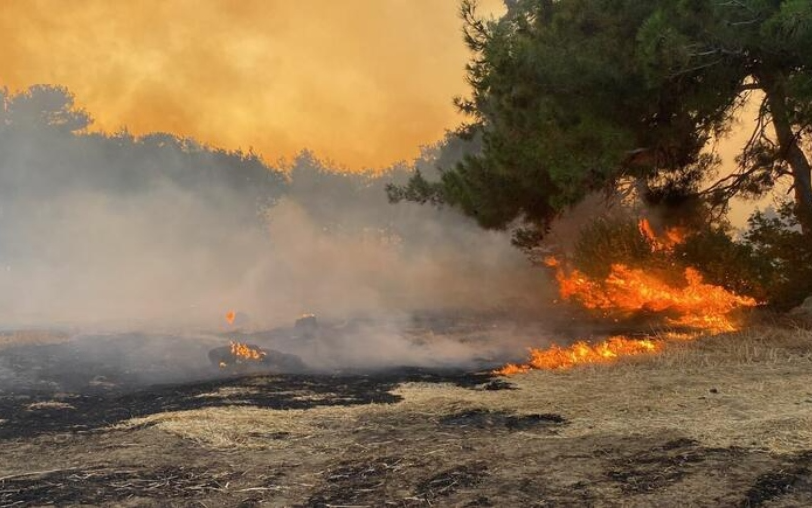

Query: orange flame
left=229, top=341, right=266, bottom=362
left=496, top=335, right=662, bottom=374
left=499, top=219, right=760, bottom=376
left=554, top=263, right=757, bottom=332
left=638, top=218, right=687, bottom=252
left=638, top=218, right=658, bottom=246
left=225, top=310, right=236, bottom=325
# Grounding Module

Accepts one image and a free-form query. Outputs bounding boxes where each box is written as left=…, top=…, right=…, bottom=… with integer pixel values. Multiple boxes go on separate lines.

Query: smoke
left=0, top=85, right=555, bottom=378
left=0, top=0, right=505, bottom=169
left=0, top=184, right=547, bottom=329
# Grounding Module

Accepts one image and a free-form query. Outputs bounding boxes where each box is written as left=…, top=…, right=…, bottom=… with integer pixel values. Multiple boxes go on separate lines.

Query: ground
left=1, top=321, right=811, bottom=507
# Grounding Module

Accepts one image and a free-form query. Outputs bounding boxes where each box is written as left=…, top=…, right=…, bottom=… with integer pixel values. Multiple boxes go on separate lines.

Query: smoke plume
left=0, top=85, right=552, bottom=377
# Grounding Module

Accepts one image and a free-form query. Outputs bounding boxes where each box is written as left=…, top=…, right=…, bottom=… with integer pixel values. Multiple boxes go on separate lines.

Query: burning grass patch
left=397, top=327, right=812, bottom=454
left=108, top=327, right=812, bottom=457
left=3, top=327, right=812, bottom=507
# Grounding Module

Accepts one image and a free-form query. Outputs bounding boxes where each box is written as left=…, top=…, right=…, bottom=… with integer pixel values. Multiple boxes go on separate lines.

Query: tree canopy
left=0, top=85, right=287, bottom=218
left=389, top=0, right=812, bottom=244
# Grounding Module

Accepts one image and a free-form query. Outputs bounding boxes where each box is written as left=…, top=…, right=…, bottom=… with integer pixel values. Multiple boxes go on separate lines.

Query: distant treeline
left=0, top=84, right=481, bottom=244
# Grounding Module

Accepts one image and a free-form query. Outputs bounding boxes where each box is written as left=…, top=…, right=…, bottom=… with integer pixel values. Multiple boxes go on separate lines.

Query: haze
left=2, top=0, right=503, bottom=170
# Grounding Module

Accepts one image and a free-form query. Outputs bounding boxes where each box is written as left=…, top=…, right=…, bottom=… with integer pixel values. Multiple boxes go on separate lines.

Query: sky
left=1, top=0, right=504, bottom=170
left=1, top=0, right=775, bottom=227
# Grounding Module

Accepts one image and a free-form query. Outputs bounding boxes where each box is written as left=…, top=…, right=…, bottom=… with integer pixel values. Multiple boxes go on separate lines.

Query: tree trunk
left=766, top=84, right=812, bottom=234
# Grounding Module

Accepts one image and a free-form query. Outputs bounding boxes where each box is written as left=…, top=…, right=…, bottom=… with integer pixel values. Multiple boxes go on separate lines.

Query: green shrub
left=571, top=217, right=669, bottom=278
left=675, top=228, right=771, bottom=302
left=743, top=203, right=812, bottom=310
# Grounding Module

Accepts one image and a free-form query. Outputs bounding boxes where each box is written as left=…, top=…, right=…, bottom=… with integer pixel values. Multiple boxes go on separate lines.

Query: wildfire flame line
left=496, top=336, right=661, bottom=375
left=498, top=219, right=760, bottom=375
left=554, top=264, right=757, bottom=333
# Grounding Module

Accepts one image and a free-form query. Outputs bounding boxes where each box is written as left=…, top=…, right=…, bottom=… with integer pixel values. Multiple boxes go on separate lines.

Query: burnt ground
left=1, top=327, right=812, bottom=507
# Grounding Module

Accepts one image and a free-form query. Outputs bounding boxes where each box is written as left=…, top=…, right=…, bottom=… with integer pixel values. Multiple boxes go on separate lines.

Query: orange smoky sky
left=1, top=0, right=504, bottom=170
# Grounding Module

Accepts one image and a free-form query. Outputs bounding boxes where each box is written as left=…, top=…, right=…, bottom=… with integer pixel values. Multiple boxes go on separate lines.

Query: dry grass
left=117, top=404, right=394, bottom=450
left=398, top=326, right=812, bottom=453
left=116, top=326, right=812, bottom=454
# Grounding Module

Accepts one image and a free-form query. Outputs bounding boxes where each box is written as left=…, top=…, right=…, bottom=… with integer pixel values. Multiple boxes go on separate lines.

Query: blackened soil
left=0, top=333, right=219, bottom=395
left=440, top=408, right=567, bottom=431
left=0, top=330, right=502, bottom=440
left=2, top=328, right=812, bottom=506
left=1, top=377, right=811, bottom=507
left=416, top=462, right=490, bottom=501
left=303, top=459, right=490, bottom=508
left=740, top=451, right=812, bottom=507
left=606, top=438, right=732, bottom=494
left=304, top=456, right=408, bottom=507
left=0, top=465, right=239, bottom=506
left=0, top=369, right=495, bottom=440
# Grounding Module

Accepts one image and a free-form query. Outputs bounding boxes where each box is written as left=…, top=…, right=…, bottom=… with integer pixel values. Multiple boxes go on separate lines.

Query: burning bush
left=568, top=213, right=812, bottom=309
left=673, top=228, right=773, bottom=304
left=548, top=216, right=761, bottom=333
left=571, top=218, right=666, bottom=279
left=497, top=218, right=762, bottom=375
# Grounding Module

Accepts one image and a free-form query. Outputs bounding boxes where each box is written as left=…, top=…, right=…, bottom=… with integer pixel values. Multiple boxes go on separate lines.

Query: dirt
left=1, top=326, right=812, bottom=507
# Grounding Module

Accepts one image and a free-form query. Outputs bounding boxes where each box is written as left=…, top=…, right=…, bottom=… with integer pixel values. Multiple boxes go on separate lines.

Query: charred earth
left=1, top=314, right=811, bottom=507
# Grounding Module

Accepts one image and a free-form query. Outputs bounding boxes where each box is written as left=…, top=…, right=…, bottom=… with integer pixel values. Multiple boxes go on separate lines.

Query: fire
left=638, top=218, right=658, bottom=245
left=496, top=335, right=662, bottom=374
left=229, top=341, right=266, bottom=362
left=638, top=218, right=687, bottom=252
left=555, top=264, right=757, bottom=332
left=550, top=220, right=757, bottom=333
left=499, top=218, right=760, bottom=376
left=225, top=310, right=236, bottom=325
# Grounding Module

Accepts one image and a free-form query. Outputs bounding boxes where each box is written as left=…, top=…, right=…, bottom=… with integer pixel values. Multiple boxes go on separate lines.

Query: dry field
left=1, top=324, right=811, bottom=507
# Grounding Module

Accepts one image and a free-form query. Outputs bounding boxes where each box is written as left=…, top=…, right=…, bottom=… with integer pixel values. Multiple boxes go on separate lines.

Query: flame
left=551, top=218, right=756, bottom=333
left=225, top=310, right=236, bottom=325
left=638, top=218, right=658, bottom=246
left=664, top=226, right=687, bottom=247
left=638, top=218, right=687, bottom=252
left=554, top=263, right=757, bottom=332
left=496, top=336, right=662, bottom=374
left=229, top=341, right=266, bottom=362
left=499, top=219, right=760, bottom=376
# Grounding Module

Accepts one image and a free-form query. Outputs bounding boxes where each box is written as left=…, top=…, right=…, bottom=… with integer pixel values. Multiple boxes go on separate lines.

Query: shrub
left=743, top=203, right=812, bottom=310
left=675, top=228, right=771, bottom=302
left=571, top=217, right=671, bottom=278
left=569, top=204, right=812, bottom=311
